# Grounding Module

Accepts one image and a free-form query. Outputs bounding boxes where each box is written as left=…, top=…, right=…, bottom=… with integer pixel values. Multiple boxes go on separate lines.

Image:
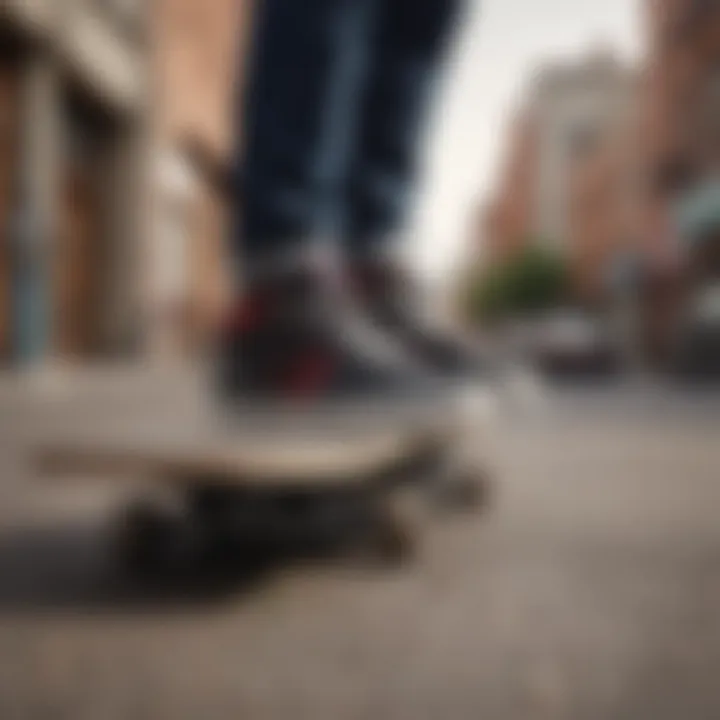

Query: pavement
left=0, top=367, right=719, bottom=719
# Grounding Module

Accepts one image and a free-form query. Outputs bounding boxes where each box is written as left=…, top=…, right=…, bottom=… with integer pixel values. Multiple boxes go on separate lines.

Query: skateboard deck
left=34, top=401, right=450, bottom=487
left=31, top=383, right=494, bottom=571
left=31, top=368, right=496, bottom=491
left=36, top=432, right=445, bottom=487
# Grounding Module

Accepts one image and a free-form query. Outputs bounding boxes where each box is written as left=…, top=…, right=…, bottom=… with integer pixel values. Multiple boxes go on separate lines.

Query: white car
left=524, top=311, right=621, bottom=376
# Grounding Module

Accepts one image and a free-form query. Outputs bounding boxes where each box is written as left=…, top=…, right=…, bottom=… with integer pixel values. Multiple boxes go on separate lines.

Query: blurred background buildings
left=484, top=48, right=638, bottom=291
left=0, top=0, right=245, bottom=368
left=1, top=0, right=151, bottom=365
left=0, top=0, right=718, bottom=375
left=151, top=0, right=243, bottom=357
left=479, top=0, right=720, bottom=373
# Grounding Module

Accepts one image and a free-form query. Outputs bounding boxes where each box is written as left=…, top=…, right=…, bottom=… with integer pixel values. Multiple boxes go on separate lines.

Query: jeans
left=236, top=0, right=464, bottom=264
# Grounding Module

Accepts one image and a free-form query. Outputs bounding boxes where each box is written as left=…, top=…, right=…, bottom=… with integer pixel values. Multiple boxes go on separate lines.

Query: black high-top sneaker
left=216, top=258, right=452, bottom=442
left=349, top=255, right=490, bottom=381
left=348, top=255, right=496, bottom=513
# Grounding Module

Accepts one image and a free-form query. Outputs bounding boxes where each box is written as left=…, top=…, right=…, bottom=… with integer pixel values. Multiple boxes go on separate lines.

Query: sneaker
left=215, top=260, right=452, bottom=441
left=349, top=256, right=489, bottom=380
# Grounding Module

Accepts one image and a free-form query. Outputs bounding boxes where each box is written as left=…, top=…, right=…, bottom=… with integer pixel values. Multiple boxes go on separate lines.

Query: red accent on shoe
left=283, top=352, right=336, bottom=399
left=222, top=293, right=271, bottom=335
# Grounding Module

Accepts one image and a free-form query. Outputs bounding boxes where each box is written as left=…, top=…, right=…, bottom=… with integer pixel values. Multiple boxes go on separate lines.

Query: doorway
left=55, top=91, right=116, bottom=358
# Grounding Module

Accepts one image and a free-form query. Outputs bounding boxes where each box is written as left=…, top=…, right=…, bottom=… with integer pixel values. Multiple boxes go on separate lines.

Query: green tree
left=461, top=243, right=569, bottom=323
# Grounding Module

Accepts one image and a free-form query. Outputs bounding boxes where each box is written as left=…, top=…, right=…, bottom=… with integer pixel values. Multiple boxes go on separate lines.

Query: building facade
left=150, top=0, right=247, bottom=357
left=645, top=0, right=720, bottom=197
left=531, top=51, right=636, bottom=253
left=482, top=111, right=538, bottom=266
left=638, top=0, right=720, bottom=368
left=0, top=0, right=152, bottom=367
left=568, top=75, right=643, bottom=300
left=482, top=50, right=637, bottom=289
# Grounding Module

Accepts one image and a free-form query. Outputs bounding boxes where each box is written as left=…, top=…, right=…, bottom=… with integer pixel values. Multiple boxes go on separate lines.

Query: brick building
left=645, top=0, right=720, bottom=197
left=0, top=0, right=151, bottom=367
left=0, top=0, right=252, bottom=367
left=568, top=75, right=643, bottom=299
left=482, top=111, right=538, bottom=266
left=643, top=0, right=720, bottom=261
left=150, top=0, right=248, bottom=356
left=635, top=0, right=720, bottom=366
left=481, top=49, right=637, bottom=294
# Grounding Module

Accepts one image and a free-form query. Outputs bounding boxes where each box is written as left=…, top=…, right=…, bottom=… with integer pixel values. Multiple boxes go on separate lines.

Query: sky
left=414, top=0, right=643, bottom=281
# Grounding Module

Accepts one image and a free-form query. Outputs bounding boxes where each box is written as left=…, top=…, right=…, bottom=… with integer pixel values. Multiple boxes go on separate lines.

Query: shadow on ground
left=0, top=508, right=394, bottom=615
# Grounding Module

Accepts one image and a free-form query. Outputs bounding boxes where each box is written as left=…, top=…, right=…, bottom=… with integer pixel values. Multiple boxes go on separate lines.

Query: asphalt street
left=0, top=371, right=719, bottom=719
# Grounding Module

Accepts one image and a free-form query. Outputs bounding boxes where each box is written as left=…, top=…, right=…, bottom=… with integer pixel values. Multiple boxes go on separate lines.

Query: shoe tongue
left=240, top=263, right=350, bottom=335
left=353, top=259, right=423, bottom=327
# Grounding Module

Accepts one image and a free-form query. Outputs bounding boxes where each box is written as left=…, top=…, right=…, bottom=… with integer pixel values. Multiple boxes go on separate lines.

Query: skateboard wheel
left=372, top=518, right=416, bottom=566
left=434, top=469, right=492, bottom=512
left=368, top=488, right=425, bottom=567
left=116, top=502, right=186, bottom=577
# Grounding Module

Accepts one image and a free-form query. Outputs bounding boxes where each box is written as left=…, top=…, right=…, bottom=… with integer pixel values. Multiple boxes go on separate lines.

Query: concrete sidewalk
left=0, top=382, right=720, bottom=718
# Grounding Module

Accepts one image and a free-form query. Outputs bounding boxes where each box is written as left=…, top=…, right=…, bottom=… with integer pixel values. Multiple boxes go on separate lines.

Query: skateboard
left=33, top=385, right=495, bottom=572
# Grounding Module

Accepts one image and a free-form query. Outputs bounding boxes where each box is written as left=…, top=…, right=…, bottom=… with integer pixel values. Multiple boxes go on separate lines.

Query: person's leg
left=342, top=0, right=487, bottom=377
left=236, top=0, right=378, bottom=269
left=342, top=0, right=466, bottom=251
left=220, top=0, right=447, bottom=412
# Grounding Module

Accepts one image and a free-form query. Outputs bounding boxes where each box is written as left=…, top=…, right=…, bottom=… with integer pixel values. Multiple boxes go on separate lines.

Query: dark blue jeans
left=236, top=0, right=464, bottom=264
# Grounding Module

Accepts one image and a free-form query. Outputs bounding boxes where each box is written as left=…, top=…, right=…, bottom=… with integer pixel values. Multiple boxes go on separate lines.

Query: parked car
left=520, top=310, right=622, bottom=377
left=674, top=283, right=720, bottom=379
